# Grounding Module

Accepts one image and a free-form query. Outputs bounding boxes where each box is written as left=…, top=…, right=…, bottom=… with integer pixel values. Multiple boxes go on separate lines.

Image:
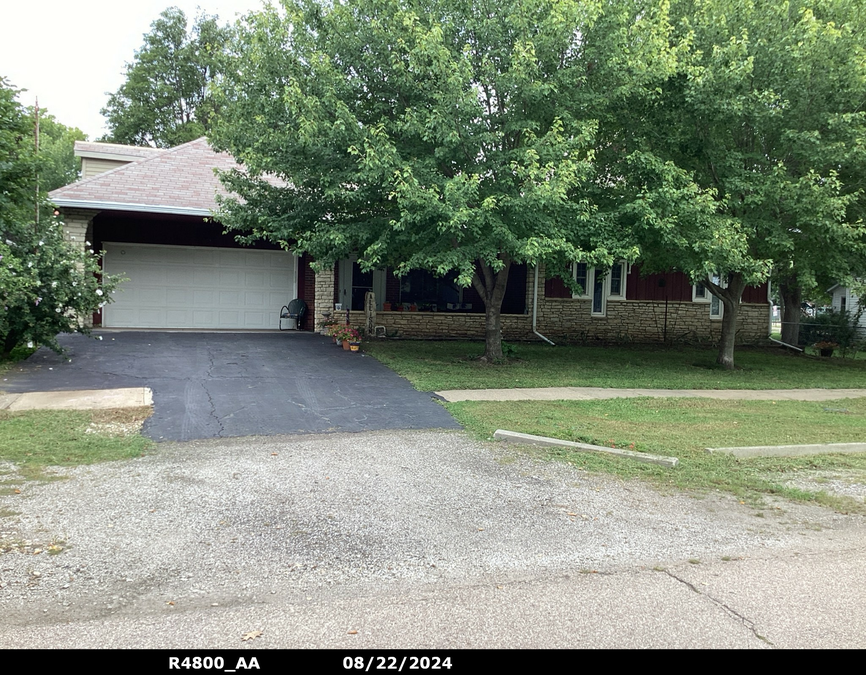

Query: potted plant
left=814, top=340, right=838, bottom=357
left=382, top=301, right=392, bottom=311
left=319, top=318, right=340, bottom=337
left=337, top=326, right=362, bottom=350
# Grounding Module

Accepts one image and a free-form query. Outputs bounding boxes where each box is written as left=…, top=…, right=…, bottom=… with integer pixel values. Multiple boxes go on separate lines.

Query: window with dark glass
left=592, top=268, right=605, bottom=314
left=575, top=262, right=588, bottom=296
left=610, top=263, right=623, bottom=296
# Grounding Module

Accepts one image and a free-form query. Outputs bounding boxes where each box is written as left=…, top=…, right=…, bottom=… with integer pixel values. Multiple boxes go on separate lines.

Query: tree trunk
left=471, top=256, right=512, bottom=362
left=779, top=279, right=802, bottom=346
left=2, top=330, right=20, bottom=359
left=706, top=272, right=747, bottom=370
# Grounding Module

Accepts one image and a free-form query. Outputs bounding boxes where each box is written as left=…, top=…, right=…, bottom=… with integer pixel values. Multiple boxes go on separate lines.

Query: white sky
left=0, top=1, right=266, bottom=140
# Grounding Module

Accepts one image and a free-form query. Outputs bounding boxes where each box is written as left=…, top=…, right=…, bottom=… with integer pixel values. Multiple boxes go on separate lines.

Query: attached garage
left=102, top=243, right=297, bottom=329
left=50, top=138, right=317, bottom=330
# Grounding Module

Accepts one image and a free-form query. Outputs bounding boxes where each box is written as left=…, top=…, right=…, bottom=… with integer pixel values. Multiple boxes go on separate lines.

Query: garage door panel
left=244, top=272, right=266, bottom=288
left=218, top=311, right=239, bottom=327
left=103, top=243, right=296, bottom=329
left=220, top=271, right=242, bottom=286
left=139, top=288, right=167, bottom=305
left=242, top=311, right=268, bottom=327
left=140, top=309, right=165, bottom=326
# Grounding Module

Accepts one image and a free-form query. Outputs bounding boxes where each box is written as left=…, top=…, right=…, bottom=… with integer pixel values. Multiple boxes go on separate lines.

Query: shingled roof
left=50, top=137, right=237, bottom=216
left=73, top=141, right=165, bottom=162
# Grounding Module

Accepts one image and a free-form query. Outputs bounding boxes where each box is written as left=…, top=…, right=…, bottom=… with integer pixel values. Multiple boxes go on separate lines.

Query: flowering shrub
left=1, top=78, right=118, bottom=357
left=1, top=216, right=119, bottom=357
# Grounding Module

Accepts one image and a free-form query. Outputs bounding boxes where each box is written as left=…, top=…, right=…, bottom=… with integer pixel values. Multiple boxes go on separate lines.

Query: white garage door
left=102, top=243, right=297, bottom=329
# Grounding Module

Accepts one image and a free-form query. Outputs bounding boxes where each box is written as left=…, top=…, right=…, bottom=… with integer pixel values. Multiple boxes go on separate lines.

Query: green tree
left=29, top=107, right=87, bottom=191
left=100, top=6, right=232, bottom=148
left=1, top=77, right=117, bottom=357
left=613, top=0, right=866, bottom=368
left=212, top=0, right=648, bottom=361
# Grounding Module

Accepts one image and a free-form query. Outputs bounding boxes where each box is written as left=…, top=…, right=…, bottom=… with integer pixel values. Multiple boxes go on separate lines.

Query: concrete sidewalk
left=0, top=387, right=152, bottom=412
left=436, top=386, right=866, bottom=402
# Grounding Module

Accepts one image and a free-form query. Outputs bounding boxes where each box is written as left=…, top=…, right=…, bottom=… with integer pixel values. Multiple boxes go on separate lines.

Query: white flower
left=55, top=307, right=62, bottom=313
left=35, top=297, right=42, bottom=306
left=27, top=261, right=33, bottom=268
left=51, top=281, right=58, bottom=288
left=27, top=341, right=33, bottom=348
left=72, top=281, right=77, bottom=286
left=85, top=241, right=91, bottom=246
left=39, top=240, right=44, bottom=246
left=95, top=289, right=103, bottom=296
left=99, top=302, right=106, bottom=308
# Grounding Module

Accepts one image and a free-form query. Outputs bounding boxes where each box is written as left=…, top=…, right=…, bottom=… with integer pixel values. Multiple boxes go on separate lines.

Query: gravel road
left=1, top=429, right=863, bottom=649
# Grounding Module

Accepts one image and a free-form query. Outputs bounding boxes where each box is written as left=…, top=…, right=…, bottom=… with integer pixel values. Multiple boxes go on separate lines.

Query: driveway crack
left=663, top=570, right=775, bottom=647
left=204, top=353, right=225, bottom=438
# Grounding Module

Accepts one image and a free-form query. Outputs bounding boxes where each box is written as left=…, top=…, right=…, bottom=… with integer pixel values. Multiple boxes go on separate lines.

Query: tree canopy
left=100, top=6, right=233, bottom=148
left=30, top=106, right=87, bottom=191
left=1, top=77, right=116, bottom=357
left=212, top=0, right=649, bottom=360
left=607, top=0, right=866, bottom=367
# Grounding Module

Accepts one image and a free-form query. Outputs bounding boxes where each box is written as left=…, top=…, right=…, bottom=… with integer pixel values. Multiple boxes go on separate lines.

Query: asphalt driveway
left=0, top=332, right=459, bottom=441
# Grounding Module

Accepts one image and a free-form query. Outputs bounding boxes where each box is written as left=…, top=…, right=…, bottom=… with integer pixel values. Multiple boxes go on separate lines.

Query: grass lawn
left=0, top=407, right=154, bottom=481
left=449, top=397, right=866, bottom=512
left=364, top=341, right=866, bottom=391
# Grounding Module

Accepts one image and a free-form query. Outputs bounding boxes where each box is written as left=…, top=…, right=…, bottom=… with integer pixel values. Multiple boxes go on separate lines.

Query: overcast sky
left=0, top=1, right=266, bottom=140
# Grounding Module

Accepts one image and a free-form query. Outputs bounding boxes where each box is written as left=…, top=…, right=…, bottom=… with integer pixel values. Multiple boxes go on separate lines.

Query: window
left=609, top=262, right=625, bottom=298
left=694, top=276, right=723, bottom=318
left=573, top=262, right=627, bottom=317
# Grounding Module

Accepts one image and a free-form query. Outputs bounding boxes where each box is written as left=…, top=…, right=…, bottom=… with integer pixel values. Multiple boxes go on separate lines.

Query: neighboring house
left=828, top=284, right=866, bottom=337
left=51, top=138, right=771, bottom=343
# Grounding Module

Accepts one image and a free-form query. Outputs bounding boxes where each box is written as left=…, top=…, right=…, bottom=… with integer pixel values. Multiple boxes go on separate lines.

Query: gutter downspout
left=768, top=336, right=803, bottom=352
left=533, top=264, right=555, bottom=346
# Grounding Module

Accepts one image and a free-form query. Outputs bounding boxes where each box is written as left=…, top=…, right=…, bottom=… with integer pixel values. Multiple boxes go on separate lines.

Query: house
left=50, top=138, right=316, bottom=331
left=51, top=138, right=771, bottom=343
left=828, top=283, right=866, bottom=337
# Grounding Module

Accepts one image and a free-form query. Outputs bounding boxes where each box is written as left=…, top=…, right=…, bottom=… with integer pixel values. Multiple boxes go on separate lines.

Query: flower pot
left=342, top=339, right=351, bottom=350
left=382, top=302, right=392, bottom=311
left=349, top=342, right=360, bottom=352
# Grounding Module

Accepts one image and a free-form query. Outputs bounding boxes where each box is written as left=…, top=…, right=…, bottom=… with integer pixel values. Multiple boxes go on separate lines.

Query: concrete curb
left=0, top=388, right=153, bottom=412
left=436, top=387, right=866, bottom=402
left=493, top=429, right=679, bottom=468
left=706, top=442, right=866, bottom=458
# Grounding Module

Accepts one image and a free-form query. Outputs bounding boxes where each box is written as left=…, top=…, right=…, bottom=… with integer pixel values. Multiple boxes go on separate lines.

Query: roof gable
left=51, top=137, right=237, bottom=216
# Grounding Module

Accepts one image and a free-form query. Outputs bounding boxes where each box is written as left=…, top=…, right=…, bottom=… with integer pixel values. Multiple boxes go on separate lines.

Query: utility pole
left=34, top=97, right=40, bottom=231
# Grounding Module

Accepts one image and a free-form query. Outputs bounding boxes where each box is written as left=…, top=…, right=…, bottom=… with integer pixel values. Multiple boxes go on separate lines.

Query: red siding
left=627, top=266, right=693, bottom=301
left=742, top=282, right=769, bottom=304
left=545, top=275, right=571, bottom=298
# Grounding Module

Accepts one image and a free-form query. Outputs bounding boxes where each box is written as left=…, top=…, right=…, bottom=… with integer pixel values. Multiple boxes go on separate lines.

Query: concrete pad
left=494, top=429, right=679, bottom=468
left=0, top=394, right=20, bottom=410
left=706, top=442, right=866, bottom=458
left=436, top=386, right=866, bottom=402
left=2, top=387, right=152, bottom=411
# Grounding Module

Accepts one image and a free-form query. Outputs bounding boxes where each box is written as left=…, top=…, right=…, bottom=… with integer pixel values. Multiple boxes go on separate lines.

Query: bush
left=1, top=218, right=119, bottom=357
left=798, top=310, right=862, bottom=352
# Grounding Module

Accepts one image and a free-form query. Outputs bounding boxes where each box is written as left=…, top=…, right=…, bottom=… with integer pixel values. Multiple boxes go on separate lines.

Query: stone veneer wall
left=59, top=208, right=99, bottom=328
left=60, top=208, right=97, bottom=249
left=347, top=302, right=767, bottom=344
left=326, top=264, right=770, bottom=344
left=314, top=267, right=336, bottom=330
